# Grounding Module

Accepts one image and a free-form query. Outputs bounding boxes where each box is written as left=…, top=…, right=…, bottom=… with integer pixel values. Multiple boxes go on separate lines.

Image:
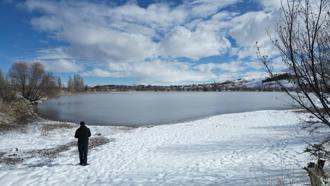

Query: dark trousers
left=78, top=142, right=88, bottom=165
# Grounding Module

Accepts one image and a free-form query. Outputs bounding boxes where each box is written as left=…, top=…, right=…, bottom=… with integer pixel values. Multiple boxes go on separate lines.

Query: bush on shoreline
left=0, top=95, right=38, bottom=132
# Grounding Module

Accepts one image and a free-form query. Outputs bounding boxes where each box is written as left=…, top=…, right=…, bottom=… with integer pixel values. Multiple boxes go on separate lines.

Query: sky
left=0, top=0, right=286, bottom=86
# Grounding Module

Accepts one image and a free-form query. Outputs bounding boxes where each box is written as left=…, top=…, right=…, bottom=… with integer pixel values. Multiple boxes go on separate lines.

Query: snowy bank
left=0, top=110, right=328, bottom=185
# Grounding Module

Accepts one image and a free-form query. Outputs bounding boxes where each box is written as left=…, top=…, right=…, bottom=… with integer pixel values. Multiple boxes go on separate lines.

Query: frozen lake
left=37, top=92, right=296, bottom=126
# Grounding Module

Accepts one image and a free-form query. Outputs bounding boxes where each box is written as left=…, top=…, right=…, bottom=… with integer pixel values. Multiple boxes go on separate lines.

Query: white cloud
left=235, top=47, right=257, bottom=59
left=269, top=57, right=287, bottom=72
left=79, top=59, right=217, bottom=84
left=228, top=8, right=281, bottom=61
left=35, top=48, right=83, bottom=73
left=25, top=0, right=58, bottom=13
left=217, top=72, right=241, bottom=81
left=188, top=0, right=242, bottom=17
left=256, top=0, right=282, bottom=10
left=25, top=0, right=236, bottom=63
left=106, top=59, right=216, bottom=84
left=82, top=68, right=112, bottom=77
left=246, top=61, right=264, bottom=70
left=161, top=26, right=230, bottom=59
left=111, top=3, right=187, bottom=32
left=23, top=0, right=280, bottom=84
left=44, top=60, right=83, bottom=73
left=243, top=71, right=269, bottom=80
left=230, top=11, right=274, bottom=47
left=217, top=61, right=245, bottom=72
left=36, top=47, right=70, bottom=60
left=196, top=61, right=246, bottom=73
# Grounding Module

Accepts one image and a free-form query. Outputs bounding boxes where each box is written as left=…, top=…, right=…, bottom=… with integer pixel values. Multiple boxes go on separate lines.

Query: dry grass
left=30, top=136, right=112, bottom=157
left=0, top=123, right=27, bottom=133
left=40, top=123, right=74, bottom=136
left=0, top=136, right=112, bottom=166
left=0, top=103, right=7, bottom=113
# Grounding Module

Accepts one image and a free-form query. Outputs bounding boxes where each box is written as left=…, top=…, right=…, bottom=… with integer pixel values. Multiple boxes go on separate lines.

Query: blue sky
left=0, top=0, right=285, bottom=86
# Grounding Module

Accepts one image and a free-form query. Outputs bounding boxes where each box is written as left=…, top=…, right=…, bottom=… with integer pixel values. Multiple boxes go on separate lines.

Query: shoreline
left=34, top=108, right=300, bottom=128
left=51, top=90, right=289, bottom=96
left=46, top=90, right=290, bottom=100
left=0, top=109, right=327, bottom=185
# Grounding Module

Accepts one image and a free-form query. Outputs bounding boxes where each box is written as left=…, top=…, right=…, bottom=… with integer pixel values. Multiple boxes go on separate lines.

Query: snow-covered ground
left=0, top=110, right=328, bottom=185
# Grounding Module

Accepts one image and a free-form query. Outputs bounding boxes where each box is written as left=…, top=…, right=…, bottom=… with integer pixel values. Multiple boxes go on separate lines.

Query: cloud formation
left=24, top=0, right=280, bottom=85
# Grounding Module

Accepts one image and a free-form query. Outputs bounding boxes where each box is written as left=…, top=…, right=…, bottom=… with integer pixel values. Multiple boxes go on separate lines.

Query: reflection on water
left=37, top=92, right=296, bottom=126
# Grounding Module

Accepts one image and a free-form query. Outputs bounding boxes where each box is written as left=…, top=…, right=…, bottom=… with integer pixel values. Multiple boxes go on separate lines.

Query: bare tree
left=67, top=76, right=73, bottom=91
left=57, top=77, right=62, bottom=88
left=0, top=69, right=16, bottom=101
left=0, top=69, right=6, bottom=98
left=67, top=74, right=84, bottom=92
left=0, top=69, right=10, bottom=100
left=41, top=72, right=59, bottom=98
left=9, top=62, right=29, bottom=98
left=9, top=62, right=60, bottom=102
left=258, top=0, right=330, bottom=127
left=28, top=62, right=46, bottom=101
left=73, top=74, right=84, bottom=91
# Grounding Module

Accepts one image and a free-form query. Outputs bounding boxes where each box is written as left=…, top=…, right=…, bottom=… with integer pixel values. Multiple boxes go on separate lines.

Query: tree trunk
left=304, top=153, right=328, bottom=186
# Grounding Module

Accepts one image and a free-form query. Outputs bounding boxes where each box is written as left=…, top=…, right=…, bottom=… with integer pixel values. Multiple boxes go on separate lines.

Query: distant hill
left=88, top=73, right=294, bottom=92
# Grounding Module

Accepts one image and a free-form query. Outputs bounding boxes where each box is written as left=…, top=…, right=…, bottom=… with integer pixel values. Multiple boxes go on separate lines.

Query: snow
left=0, top=110, right=328, bottom=185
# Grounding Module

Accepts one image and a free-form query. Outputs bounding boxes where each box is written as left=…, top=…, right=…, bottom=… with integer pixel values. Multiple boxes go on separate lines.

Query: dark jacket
left=75, top=125, right=91, bottom=144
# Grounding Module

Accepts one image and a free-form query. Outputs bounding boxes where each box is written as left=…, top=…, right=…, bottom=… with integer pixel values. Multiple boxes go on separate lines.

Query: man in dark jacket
left=74, top=121, right=91, bottom=166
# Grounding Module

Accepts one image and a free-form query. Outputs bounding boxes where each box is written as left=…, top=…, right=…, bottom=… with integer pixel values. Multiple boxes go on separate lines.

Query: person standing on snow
left=74, top=121, right=91, bottom=166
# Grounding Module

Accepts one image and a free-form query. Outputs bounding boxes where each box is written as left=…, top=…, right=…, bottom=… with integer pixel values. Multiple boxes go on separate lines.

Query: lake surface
left=37, top=92, right=297, bottom=126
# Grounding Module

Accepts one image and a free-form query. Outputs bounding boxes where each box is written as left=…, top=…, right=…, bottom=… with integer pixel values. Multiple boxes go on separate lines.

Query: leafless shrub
left=0, top=69, right=15, bottom=101
left=8, top=98, right=36, bottom=123
left=9, top=62, right=61, bottom=102
left=0, top=123, right=28, bottom=133
left=40, top=123, right=74, bottom=136
left=258, top=0, right=330, bottom=127
left=67, top=74, right=84, bottom=92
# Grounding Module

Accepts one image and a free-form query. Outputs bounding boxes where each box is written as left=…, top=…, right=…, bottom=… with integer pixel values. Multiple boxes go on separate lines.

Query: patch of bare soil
left=0, top=123, right=28, bottom=133
left=0, top=136, right=112, bottom=166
